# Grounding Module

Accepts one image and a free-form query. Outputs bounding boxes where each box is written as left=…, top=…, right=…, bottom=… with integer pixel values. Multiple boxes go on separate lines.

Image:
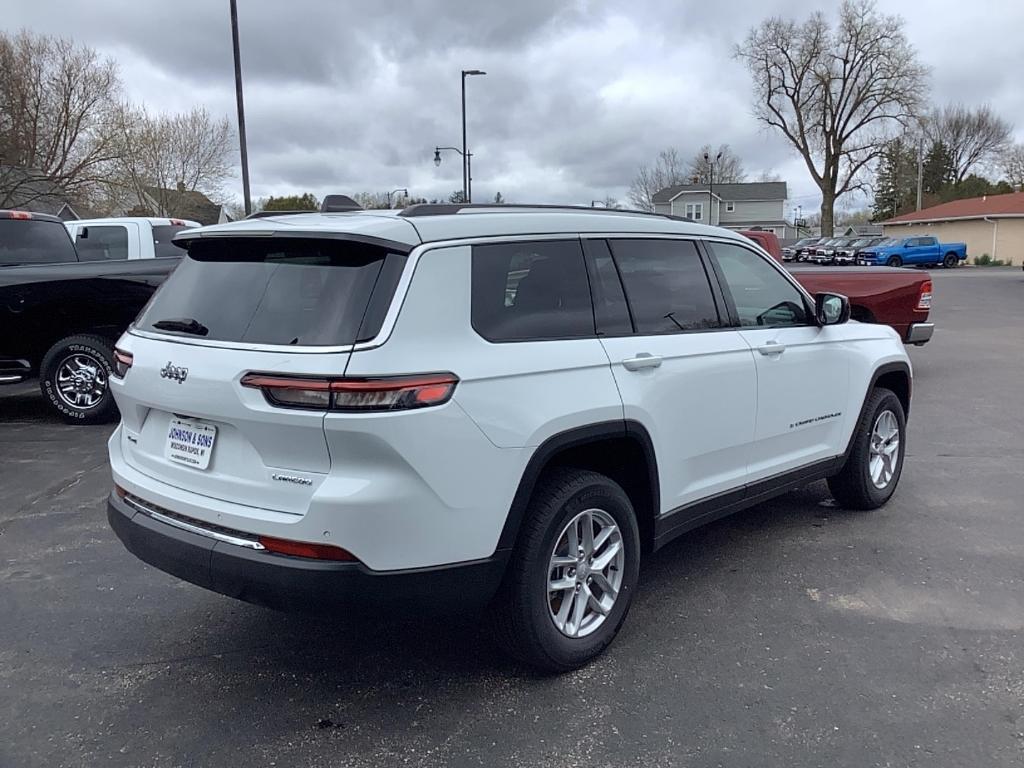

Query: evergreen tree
left=872, top=139, right=917, bottom=220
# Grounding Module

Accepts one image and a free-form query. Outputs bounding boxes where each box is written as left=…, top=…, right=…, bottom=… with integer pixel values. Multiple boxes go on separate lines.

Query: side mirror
left=76, top=227, right=89, bottom=240
left=815, top=292, right=850, bottom=326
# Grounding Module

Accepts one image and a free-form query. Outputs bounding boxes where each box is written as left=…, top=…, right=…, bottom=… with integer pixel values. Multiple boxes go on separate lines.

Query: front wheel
left=943, top=253, right=958, bottom=269
left=39, top=335, right=119, bottom=424
left=828, top=388, right=906, bottom=510
left=489, top=468, right=641, bottom=673
left=886, top=256, right=903, bottom=268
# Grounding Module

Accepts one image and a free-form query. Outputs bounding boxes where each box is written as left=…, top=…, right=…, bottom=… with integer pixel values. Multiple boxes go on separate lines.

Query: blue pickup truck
left=857, top=235, right=967, bottom=268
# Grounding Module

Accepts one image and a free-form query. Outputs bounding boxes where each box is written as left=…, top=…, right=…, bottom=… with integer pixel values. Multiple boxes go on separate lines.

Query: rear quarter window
left=471, top=239, right=595, bottom=342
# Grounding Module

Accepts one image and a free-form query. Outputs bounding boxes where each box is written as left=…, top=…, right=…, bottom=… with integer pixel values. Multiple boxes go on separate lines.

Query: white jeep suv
left=106, top=204, right=911, bottom=672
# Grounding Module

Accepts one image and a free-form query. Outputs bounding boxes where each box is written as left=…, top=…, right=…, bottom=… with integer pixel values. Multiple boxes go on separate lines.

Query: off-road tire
left=39, top=334, right=119, bottom=425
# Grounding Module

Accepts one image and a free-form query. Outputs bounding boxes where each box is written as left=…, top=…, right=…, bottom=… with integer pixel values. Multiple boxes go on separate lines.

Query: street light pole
left=386, top=187, right=408, bottom=208
left=229, top=0, right=251, bottom=216
left=461, top=70, right=485, bottom=203
left=704, top=150, right=722, bottom=225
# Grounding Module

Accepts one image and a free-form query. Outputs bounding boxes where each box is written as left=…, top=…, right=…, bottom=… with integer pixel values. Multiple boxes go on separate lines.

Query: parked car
left=746, top=232, right=934, bottom=346
left=834, top=237, right=886, bottom=266
left=65, top=217, right=200, bottom=260
left=783, top=237, right=826, bottom=262
left=0, top=211, right=185, bottom=422
left=740, top=229, right=782, bottom=260
left=789, top=266, right=933, bottom=345
left=809, top=237, right=859, bottom=265
left=857, top=236, right=967, bottom=268
left=106, top=203, right=912, bottom=672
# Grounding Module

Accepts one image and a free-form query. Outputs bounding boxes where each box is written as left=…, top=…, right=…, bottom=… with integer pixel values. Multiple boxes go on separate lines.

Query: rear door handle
left=622, top=353, right=663, bottom=371
left=757, top=341, right=786, bottom=356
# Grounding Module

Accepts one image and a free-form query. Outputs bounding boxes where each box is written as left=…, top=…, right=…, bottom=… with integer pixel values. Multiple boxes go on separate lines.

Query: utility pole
left=229, top=0, right=251, bottom=216
left=916, top=135, right=924, bottom=211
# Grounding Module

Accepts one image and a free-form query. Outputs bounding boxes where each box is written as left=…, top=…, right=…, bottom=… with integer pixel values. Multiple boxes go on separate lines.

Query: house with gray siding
left=652, top=181, right=797, bottom=239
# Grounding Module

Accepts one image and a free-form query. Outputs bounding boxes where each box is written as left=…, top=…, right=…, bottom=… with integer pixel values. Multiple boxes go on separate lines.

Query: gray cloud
left=4, top=0, right=1022, bottom=210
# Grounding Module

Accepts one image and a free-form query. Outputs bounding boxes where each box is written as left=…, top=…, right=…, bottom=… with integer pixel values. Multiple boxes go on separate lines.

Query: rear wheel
left=886, top=256, right=903, bottom=268
left=489, top=468, right=640, bottom=673
left=39, top=335, right=119, bottom=424
left=828, top=388, right=906, bottom=510
left=943, top=252, right=958, bottom=269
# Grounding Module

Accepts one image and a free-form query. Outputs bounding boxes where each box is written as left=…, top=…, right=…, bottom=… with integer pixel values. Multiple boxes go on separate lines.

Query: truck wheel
left=886, top=256, right=903, bottom=268
left=943, top=253, right=958, bottom=269
left=828, top=388, right=906, bottom=510
left=39, top=335, right=119, bottom=425
left=489, top=468, right=641, bottom=673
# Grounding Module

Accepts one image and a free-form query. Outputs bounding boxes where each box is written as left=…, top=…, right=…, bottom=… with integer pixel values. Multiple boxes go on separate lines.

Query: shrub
left=975, top=253, right=991, bottom=265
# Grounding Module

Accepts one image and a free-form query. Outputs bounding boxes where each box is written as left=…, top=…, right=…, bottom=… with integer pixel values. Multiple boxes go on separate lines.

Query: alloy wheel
left=55, top=353, right=107, bottom=410
left=547, top=508, right=625, bottom=638
left=868, top=410, right=900, bottom=489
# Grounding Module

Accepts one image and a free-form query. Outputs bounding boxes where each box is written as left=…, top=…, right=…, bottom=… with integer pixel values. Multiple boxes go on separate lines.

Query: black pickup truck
left=0, top=211, right=179, bottom=423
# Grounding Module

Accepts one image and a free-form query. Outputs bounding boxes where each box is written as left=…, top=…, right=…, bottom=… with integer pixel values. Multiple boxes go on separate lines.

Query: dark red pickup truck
left=742, top=230, right=933, bottom=345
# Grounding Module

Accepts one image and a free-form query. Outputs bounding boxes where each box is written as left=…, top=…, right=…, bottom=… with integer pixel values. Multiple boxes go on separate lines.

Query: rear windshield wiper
left=151, top=317, right=210, bottom=336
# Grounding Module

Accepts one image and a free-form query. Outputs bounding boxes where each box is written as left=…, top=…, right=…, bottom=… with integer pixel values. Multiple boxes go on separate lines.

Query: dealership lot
left=1, top=268, right=1022, bottom=767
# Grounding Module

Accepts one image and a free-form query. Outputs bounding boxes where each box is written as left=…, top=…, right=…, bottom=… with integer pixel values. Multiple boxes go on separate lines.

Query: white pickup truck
left=64, top=217, right=200, bottom=261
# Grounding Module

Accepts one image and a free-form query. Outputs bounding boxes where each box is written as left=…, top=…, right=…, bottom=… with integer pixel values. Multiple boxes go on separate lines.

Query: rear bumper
left=906, top=322, right=934, bottom=345
left=108, top=492, right=508, bottom=614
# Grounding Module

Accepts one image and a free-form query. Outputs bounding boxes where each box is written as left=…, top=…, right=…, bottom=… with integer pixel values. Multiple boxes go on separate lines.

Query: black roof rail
left=397, top=203, right=688, bottom=221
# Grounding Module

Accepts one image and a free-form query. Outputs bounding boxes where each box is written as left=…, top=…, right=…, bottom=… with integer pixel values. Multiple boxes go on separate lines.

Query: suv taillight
left=113, top=348, right=133, bottom=378
left=240, top=373, right=458, bottom=412
left=916, top=280, right=933, bottom=310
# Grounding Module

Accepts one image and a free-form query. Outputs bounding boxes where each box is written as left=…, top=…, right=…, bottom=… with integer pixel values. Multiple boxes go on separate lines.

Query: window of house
left=471, top=239, right=595, bottom=342
left=707, top=241, right=810, bottom=328
left=725, top=201, right=735, bottom=213
left=684, top=202, right=704, bottom=222
left=607, top=239, right=721, bottom=333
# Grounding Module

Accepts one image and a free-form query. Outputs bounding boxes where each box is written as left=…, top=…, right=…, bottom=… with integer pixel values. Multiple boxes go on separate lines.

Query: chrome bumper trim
left=906, top=322, right=934, bottom=345
left=122, top=494, right=266, bottom=550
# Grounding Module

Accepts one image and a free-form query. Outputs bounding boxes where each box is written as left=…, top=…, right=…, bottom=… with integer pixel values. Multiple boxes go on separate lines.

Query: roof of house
left=0, top=166, right=91, bottom=218
left=883, top=191, right=1024, bottom=224
left=653, top=181, right=788, bottom=204
left=143, top=186, right=223, bottom=226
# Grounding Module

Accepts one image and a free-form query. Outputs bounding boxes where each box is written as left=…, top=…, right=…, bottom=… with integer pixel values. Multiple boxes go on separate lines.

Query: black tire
left=828, top=388, right=906, bottom=510
left=886, top=256, right=903, bottom=268
left=943, top=252, right=958, bottom=269
left=39, top=334, right=119, bottom=425
left=489, top=468, right=641, bottom=673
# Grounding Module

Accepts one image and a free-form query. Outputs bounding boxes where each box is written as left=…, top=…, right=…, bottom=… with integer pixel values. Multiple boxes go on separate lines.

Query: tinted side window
left=152, top=225, right=188, bottom=258
left=708, top=241, right=810, bottom=327
left=582, top=239, right=632, bottom=336
left=76, top=225, right=129, bottom=261
left=608, top=239, right=721, bottom=333
left=471, top=240, right=594, bottom=342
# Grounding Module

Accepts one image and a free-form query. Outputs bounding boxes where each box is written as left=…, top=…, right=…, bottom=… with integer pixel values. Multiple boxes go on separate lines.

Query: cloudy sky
left=5, top=1, right=1023, bottom=213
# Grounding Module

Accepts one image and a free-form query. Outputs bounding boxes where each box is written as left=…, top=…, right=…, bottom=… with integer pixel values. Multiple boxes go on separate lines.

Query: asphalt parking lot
left=2, top=267, right=1022, bottom=768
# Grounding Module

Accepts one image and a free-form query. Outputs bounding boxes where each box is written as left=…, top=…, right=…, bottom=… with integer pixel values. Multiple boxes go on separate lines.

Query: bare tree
left=686, top=144, right=746, bottom=184
left=735, top=0, right=929, bottom=236
left=755, top=169, right=783, bottom=182
left=925, top=104, right=1012, bottom=183
left=0, top=30, right=123, bottom=208
left=1003, top=144, right=1024, bottom=191
left=114, top=106, right=233, bottom=215
left=627, top=148, right=687, bottom=211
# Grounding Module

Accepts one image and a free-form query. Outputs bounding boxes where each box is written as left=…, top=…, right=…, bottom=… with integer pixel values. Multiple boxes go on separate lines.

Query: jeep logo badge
left=160, top=362, right=188, bottom=384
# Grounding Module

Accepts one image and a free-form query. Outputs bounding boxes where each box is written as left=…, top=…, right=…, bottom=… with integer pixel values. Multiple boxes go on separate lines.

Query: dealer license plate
left=165, top=417, right=217, bottom=470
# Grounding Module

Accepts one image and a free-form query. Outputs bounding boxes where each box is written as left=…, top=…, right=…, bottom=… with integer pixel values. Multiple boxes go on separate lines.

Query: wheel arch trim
left=495, top=420, right=659, bottom=552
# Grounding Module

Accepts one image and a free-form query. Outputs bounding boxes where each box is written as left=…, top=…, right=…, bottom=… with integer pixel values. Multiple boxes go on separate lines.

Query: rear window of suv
left=136, top=237, right=406, bottom=346
left=0, top=219, right=78, bottom=266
